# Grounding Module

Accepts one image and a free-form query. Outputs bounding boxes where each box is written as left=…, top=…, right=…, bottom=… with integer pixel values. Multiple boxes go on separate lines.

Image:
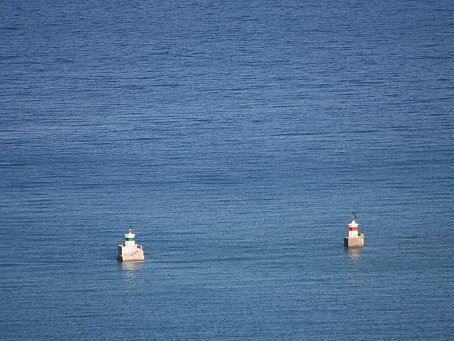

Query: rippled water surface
left=1, top=0, right=453, bottom=339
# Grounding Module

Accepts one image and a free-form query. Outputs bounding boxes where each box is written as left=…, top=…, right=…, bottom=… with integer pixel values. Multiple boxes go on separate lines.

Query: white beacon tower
left=117, top=229, right=144, bottom=261
left=344, top=212, right=364, bottom=248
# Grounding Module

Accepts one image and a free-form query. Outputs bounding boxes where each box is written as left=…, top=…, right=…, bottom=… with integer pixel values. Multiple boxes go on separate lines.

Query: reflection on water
left=347, top=248, right=363, bottom=263
left=121, top=261, right=144, bottom=271
left=120, top=261, right=144, bottom=281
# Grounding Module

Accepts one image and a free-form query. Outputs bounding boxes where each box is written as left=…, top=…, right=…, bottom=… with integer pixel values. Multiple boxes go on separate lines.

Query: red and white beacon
left=344, top=212, right=364, bottom=248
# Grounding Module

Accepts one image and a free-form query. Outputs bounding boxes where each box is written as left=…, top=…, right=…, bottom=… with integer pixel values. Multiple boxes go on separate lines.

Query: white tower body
left=348, top=220, right=359, bottom=238
left=117, top=229, right=144, bottom=261
left=125, top=231, right=136, bottom=247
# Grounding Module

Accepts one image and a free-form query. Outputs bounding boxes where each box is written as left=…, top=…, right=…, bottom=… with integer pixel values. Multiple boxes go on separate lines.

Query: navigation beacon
left=117, top=229, right=144, bottom=261
left=344, top=212, right=365, bottom=248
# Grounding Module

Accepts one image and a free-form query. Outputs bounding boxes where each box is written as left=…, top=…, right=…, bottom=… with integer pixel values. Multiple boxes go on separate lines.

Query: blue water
left=1, top=0, right=453, bottom=339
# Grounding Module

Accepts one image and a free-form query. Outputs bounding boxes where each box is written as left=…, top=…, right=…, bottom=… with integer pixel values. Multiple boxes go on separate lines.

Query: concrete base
left=344, top=233, right=364, bottom=248
left=117, top=244, right=144, bottom=262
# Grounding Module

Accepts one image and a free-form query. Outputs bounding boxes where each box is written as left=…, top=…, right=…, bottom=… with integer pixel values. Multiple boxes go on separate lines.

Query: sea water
left=0, top=0, right=453, bottom=339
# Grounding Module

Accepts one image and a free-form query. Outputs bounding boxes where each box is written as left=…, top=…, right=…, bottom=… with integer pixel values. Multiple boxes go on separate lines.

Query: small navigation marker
left=344, top=212, right=364, bottom=248
left=117, top=229, right=144, bottom=262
